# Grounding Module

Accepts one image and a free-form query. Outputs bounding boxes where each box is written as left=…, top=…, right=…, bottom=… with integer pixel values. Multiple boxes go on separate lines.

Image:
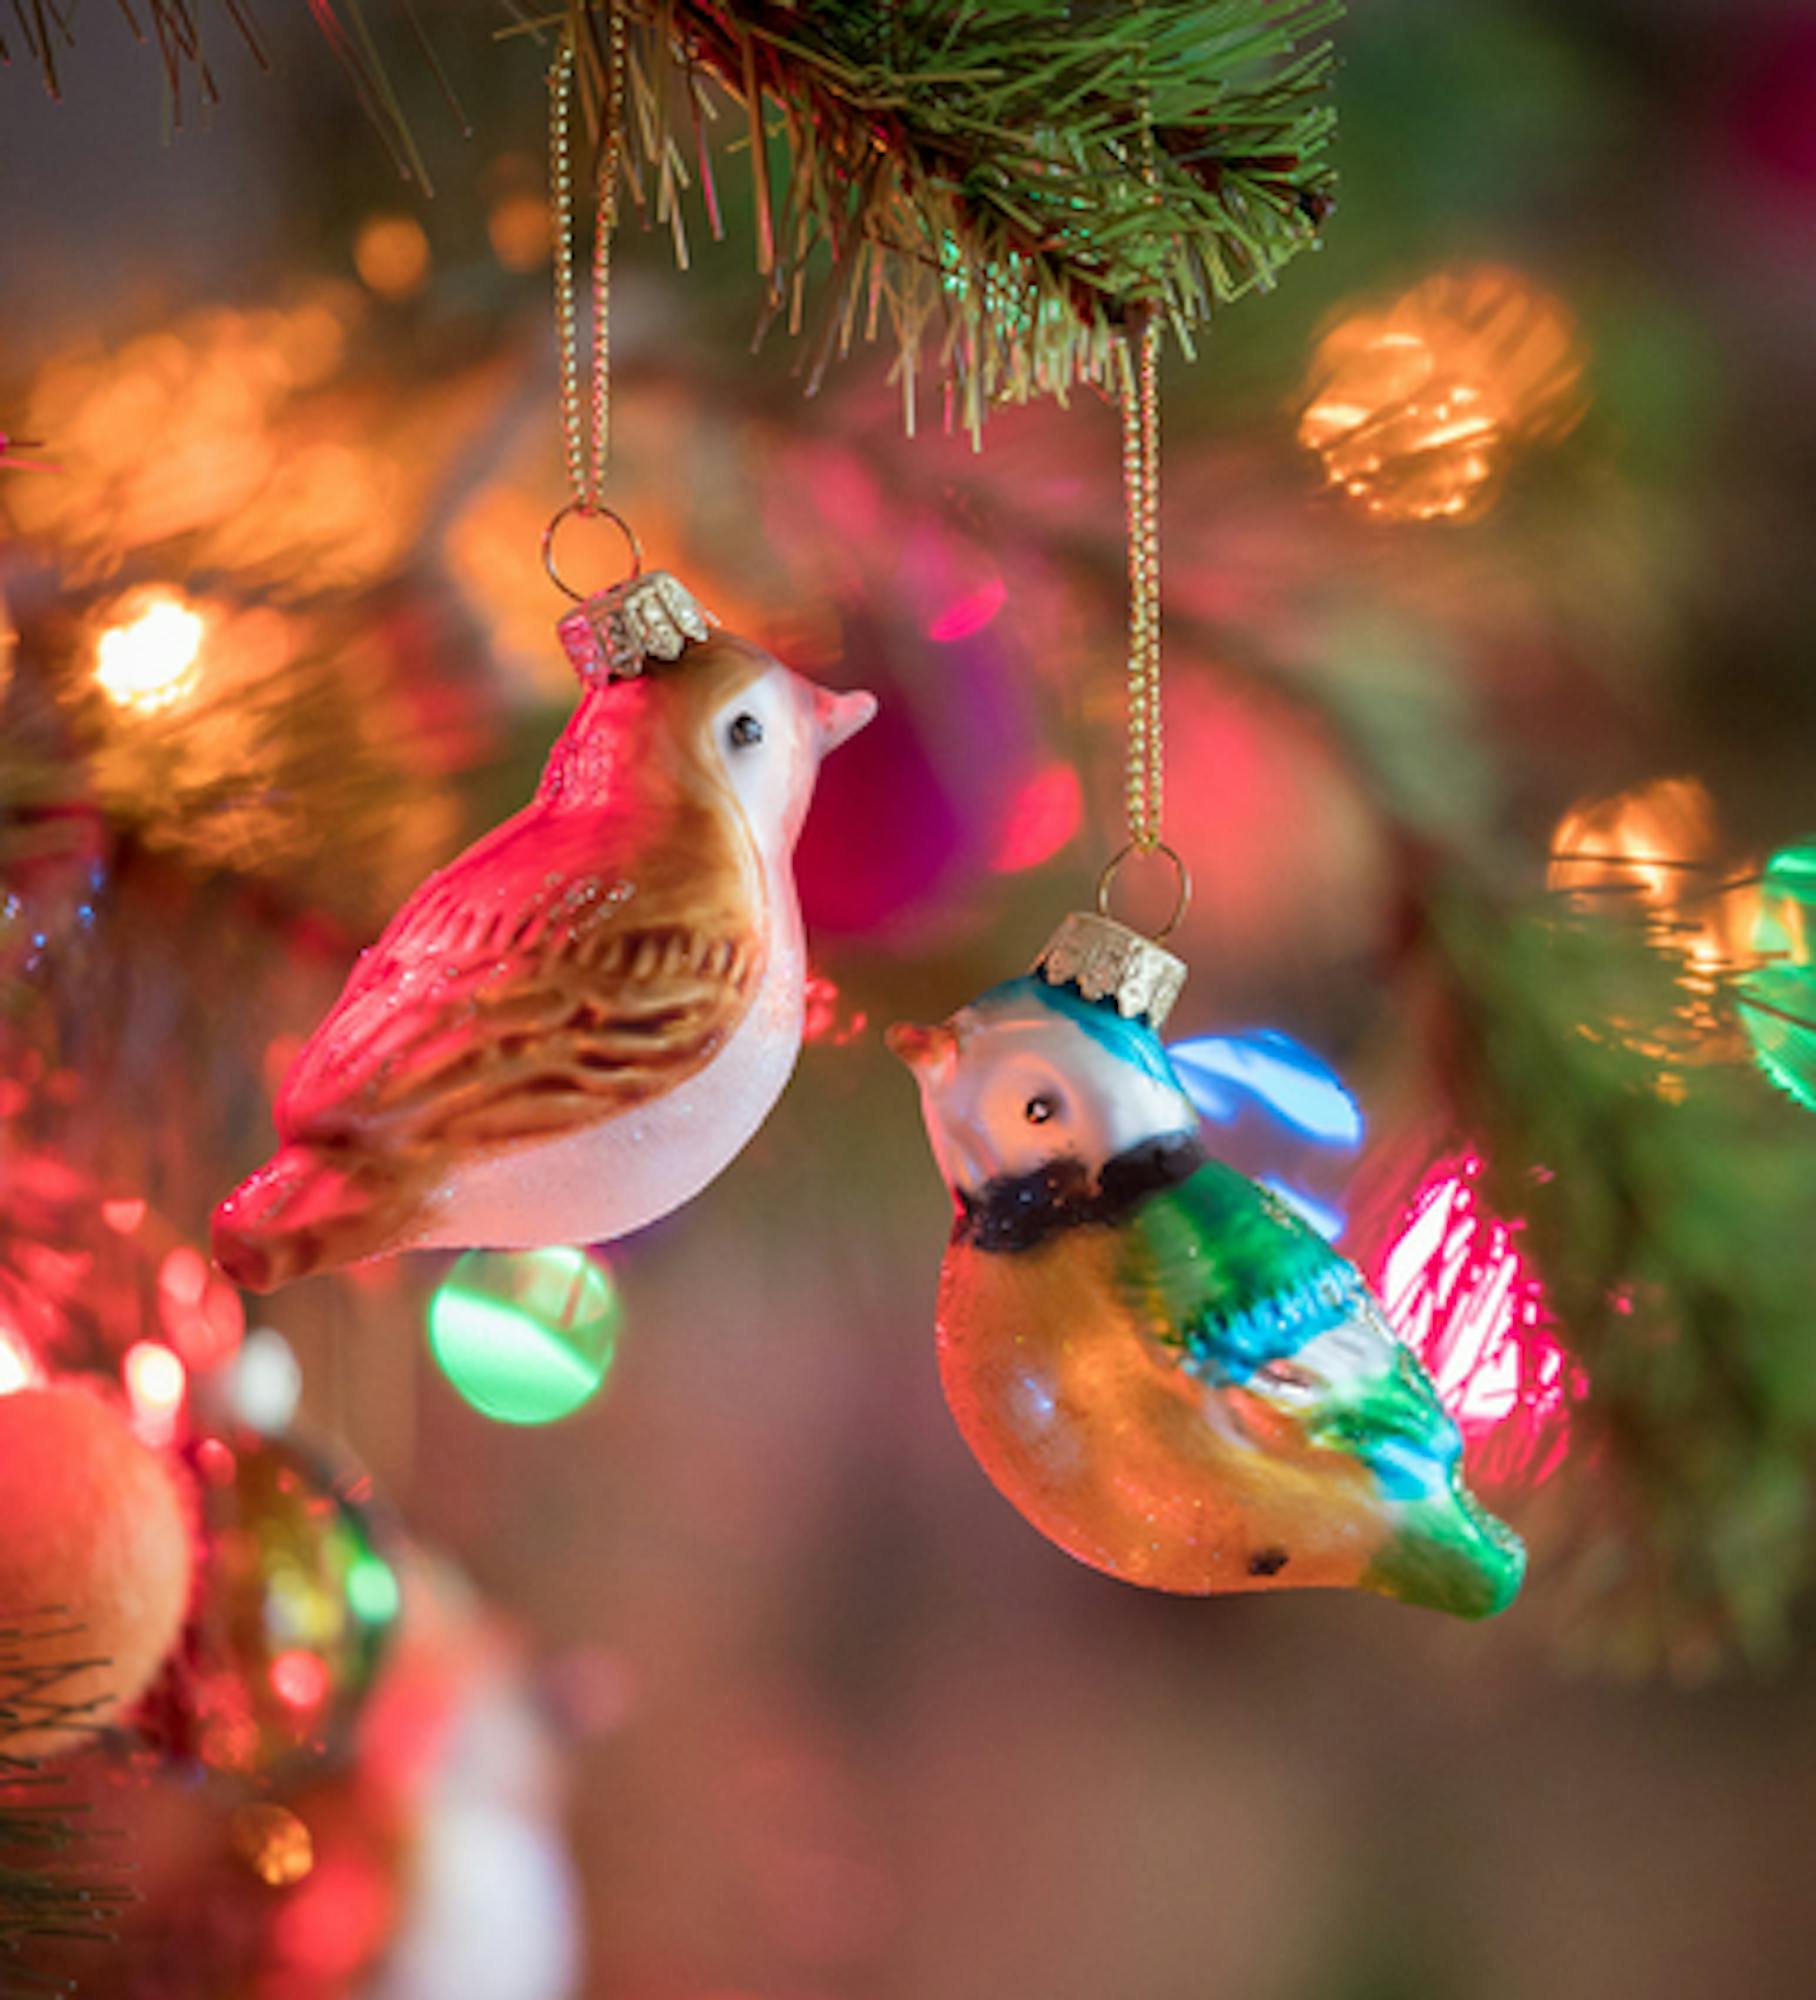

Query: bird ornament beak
left=814, top=685, right=878, bottom=756
left=885, top=1019, right=960, bottom=1085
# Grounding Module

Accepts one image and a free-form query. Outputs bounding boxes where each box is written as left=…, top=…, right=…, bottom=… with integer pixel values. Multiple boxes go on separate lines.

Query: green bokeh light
left=1740, top=840, right=1816, bottom=1115
left=428, top=1246, right=623, bottom=1425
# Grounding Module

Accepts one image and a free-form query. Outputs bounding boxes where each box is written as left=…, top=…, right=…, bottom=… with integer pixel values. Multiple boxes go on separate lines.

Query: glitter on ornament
left=1299, top=267, right=1585, bottom=522
left=428, top=1247, right=622, bottom=1427
left=1374, top=1154, right=1581, bottom=1488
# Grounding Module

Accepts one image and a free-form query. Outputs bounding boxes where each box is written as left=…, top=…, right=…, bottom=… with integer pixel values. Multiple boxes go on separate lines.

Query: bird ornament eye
left=727, top=711, right=764, bottom=751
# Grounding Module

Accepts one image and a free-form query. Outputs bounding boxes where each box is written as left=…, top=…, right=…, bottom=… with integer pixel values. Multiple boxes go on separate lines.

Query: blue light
left=1169, top=1030, right=1365, bottom=1148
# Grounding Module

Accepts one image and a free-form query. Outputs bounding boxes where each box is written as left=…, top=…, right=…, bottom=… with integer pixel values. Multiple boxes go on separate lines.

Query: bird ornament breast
left=891, top=913, right=1525, bottom=1621
left=214, top=571, right=874, bottom=1292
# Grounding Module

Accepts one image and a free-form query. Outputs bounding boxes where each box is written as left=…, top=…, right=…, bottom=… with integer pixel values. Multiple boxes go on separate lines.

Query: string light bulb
left=94, top=589, right=206, bottom=713
left=1299, top=267, right=1585, bottom=523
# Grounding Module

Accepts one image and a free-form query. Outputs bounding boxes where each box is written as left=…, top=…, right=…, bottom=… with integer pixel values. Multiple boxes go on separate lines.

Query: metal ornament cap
left=1033, top=910, right=1187, bottom=1030
left=557, top=572, right=717, bottom=686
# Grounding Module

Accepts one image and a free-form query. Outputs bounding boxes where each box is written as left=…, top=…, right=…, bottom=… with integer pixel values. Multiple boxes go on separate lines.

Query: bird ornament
left=215, top=568, right=875, bottom=1292
left=889, top=912, right=1525, bottom=1619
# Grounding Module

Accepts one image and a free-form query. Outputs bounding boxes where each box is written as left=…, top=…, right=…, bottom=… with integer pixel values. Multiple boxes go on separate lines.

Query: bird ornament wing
left=277, top=789, right=764, bottom=1162
left=1114, top=1157, right=1524, bottom=1615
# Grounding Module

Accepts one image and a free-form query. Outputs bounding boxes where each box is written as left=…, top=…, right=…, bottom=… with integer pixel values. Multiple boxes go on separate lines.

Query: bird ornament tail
left=889, top=910, right=1525, bottom=1621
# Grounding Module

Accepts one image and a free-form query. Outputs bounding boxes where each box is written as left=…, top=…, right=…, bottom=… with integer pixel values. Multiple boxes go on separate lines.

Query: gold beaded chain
left=1095, top=10, right=1186, bottom=943
left=1121, top=313, right=1164, bottom=856
left=549, top=11, right=627, bottom=514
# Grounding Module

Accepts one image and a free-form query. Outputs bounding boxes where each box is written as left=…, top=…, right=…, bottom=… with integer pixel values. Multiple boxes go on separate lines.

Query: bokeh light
left=353, top=214, right=431, bottom=300
left=1300, top=267, right=1586, bottom=522
left=488, top=191, right=552, bottom=272
left=0, top=1323, right=38, bottom=1396
left=124, top=1338, right=187, bottom=1442
left=1739, top=837, right=1816, bottom=1112
left=1549, top=775, right=1760, bottom=1077
left=428, top=1247, right=622, bottom=1426
left=93, top=589, right=206, bottom=712
left=1375, top=1154, right=1581, bottom=1487
left=230, top=1802, right=316, bottom=1888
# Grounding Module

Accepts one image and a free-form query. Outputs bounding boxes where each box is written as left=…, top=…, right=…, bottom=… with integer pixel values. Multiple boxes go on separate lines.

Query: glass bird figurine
left=215, top=571, right=874, bottom=1292
left=888, top=912, right=1525, bottom=1619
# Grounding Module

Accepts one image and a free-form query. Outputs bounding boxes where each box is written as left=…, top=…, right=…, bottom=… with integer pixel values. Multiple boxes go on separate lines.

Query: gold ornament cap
left=1033, top=911, right=1187, bottom=1030
left=557, top=571, right=717, bottom=685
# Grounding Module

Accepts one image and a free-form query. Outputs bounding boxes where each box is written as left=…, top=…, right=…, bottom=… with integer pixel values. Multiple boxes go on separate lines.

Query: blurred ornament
left=428, top=1247, right=622, bottom=1426
left=0, top=1386, right=194, bottom=1756
left=889, top=914, right=1524, bottom=1618
left=1170, top=1027, right=1365, bottom=1241
left=1373, top=1154, right=1580, bottom=1489
left=1299, top=266, right=1585, bottom=522
left=214, top=621, right=874, bottom=1291
left=230, top=1801, right=316, bottom=1887
left=1738, top=838, right=1816, bottom=1113
left=177, top=1429, right=401, bottom=1777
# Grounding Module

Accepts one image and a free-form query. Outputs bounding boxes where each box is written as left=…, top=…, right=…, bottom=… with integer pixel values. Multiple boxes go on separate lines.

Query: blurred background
left=2, top=2, right=1814, bottom=1995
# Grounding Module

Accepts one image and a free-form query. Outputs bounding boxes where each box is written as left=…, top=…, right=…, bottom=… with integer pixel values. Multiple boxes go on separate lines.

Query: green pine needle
left=12, top=0, right=1341, bottom=432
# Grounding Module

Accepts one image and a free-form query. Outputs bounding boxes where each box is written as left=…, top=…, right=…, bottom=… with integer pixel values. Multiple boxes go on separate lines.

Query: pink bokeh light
left=1374, top=1154, right=1583, bottom=1487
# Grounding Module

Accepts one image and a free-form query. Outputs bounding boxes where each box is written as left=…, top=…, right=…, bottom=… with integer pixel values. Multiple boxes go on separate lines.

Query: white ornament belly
left=411, top=909, right=805, bottom=1250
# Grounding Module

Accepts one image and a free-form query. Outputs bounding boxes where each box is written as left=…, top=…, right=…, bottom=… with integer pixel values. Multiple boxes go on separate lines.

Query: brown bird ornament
left=215, top=571, right=874, bottom=1292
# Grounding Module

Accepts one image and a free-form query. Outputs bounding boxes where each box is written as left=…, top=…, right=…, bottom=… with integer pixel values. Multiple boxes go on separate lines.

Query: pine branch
left=0, top=1616, right=135, bottom=1987
left=9, top=1, right=1340, bottom=430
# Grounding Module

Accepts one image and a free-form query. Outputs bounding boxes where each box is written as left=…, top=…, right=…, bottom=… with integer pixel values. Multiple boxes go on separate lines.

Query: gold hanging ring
left=541, top=501, right=643, bottom=603
left=1096, top=841, right=1191, bottom=941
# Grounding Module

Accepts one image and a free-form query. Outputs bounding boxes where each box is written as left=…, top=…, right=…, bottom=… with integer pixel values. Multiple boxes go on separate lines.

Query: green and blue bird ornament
left=888, top=913, right=1525, bottom=1620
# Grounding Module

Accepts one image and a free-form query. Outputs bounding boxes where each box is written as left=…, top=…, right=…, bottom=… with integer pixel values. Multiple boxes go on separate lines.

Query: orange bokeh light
left=488, top=191, right=552, bottom=272
left=94, top=589, right=206, bottom=712
left=1300, top=267, right=1585, bottom=523
left=353, top=214, right=431, bottom=301
left=231, top=1802, right=316, bottom=1887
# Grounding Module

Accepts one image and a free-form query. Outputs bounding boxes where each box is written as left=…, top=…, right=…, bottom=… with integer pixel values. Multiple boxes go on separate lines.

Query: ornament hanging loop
left=542, top=500, right=644, bottom=603
left=1096, top=838, right=1190, bottom=941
